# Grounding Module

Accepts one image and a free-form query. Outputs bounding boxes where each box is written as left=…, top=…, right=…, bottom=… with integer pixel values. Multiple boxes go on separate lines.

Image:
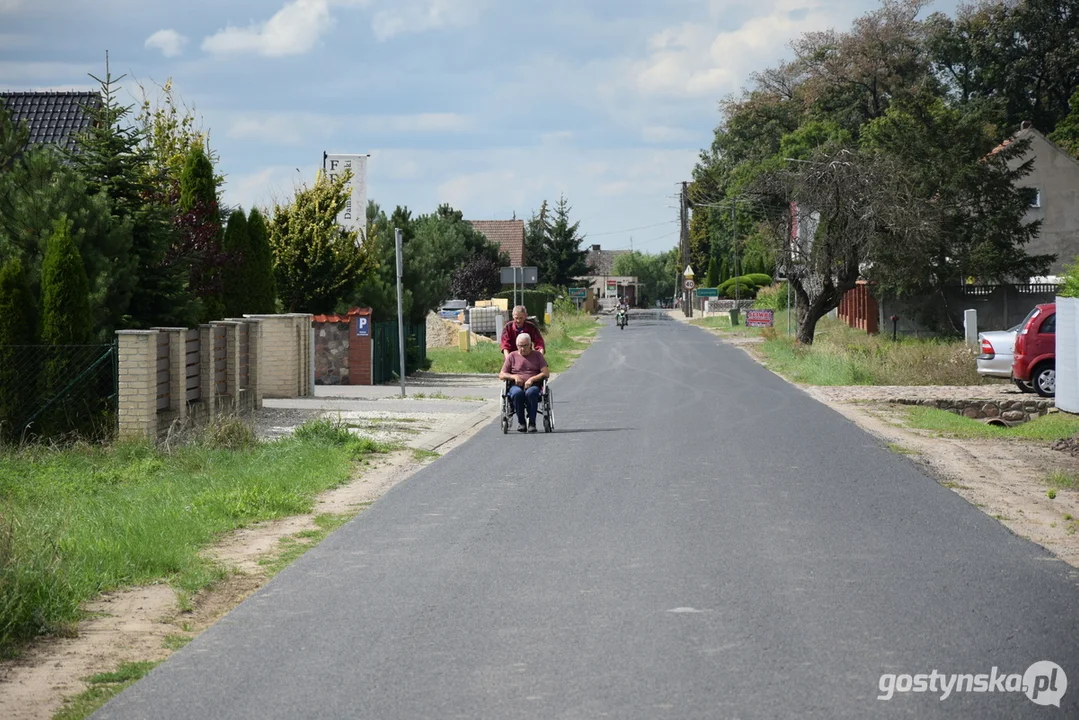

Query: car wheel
left=1013, top=377, right=1035, bottom=393
left=1032, top=362, right=1055, bottom=398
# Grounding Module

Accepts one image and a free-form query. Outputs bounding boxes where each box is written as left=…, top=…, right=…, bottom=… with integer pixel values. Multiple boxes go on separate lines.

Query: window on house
left=1030, top=189, right=1041, bottom=208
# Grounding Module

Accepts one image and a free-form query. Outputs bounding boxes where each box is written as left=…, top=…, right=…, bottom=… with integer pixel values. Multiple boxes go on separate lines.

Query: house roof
left=988, top=122, right=1079, bottom=170
left=468, top=220, right=525, bottom=266
left=0, top=91, right=102, bottom=153
left=585, top=244, right=629, bottom=276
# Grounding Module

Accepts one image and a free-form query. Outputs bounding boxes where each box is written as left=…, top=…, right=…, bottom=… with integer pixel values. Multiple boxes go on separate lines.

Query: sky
left=0, top=0, right=955, bottom=256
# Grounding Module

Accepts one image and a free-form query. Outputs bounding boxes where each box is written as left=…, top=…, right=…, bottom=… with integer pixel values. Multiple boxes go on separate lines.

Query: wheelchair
left=500, top=378, right=555, bottom=433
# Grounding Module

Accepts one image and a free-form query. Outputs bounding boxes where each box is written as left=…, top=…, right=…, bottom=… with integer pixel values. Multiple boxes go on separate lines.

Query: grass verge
left=257, top=512, right=357, bottom=578
left=895, top=406, right=1079, bottom=441
left=753, top=316, right=990, bottom=386
left=427, top=313, right=599, bottom=374
left=0, top=418, right=387, bottom=658
left=53, top=660, right=159, bottom=720
left=1046, top=471, right=1078, bottom=491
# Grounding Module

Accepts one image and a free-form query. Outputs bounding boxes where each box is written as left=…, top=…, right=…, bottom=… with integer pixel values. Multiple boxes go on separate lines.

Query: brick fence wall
left=116, top=313, right=312, bottom=440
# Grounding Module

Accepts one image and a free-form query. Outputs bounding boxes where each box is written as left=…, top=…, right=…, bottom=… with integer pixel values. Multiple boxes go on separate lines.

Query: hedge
left=493, top=289, right=555, bottom=322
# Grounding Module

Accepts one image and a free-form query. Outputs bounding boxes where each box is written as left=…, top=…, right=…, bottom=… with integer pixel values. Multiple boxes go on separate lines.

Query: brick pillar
left=349, top=308, right=374, bottom=385
left=152, top=327, right=188, bottom=424
left=866, top=287, right=879, bottom=335
left=116, top=330, right=158, bottom=440
left=214, top=321, right=241, bottom=413
left=199, top=324, right=216, bottom=417
left=246, top=318, right=263, bottom=408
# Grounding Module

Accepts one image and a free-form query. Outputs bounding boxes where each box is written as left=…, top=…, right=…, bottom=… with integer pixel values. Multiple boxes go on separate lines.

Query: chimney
left=1020, top=120, right=1033, bottom=130
left=591, top=244, right=601, bottom=252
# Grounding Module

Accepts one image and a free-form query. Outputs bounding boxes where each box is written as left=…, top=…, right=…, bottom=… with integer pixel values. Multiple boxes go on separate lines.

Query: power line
left=584, top=220, right=678, bottom=238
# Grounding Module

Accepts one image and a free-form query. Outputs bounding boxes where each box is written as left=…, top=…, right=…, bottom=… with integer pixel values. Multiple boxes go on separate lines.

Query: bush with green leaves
left=723, top=281, right=756, bottom=299
left=1061, top=256, right=1079, bottom=298
left=493, top=289, right=555, bottom=321
left=753, top=282, right=790, bottom=310
left=0, top=258, right=36, bottom=441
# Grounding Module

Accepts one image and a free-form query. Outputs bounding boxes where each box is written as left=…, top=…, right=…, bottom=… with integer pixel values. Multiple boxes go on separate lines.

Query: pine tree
left=719, top=257, right=730, bottom=284
left=246, top=207, right=277, bottom=313
left=524, top=200, right=551, bottom=274
left=176, top=145, right=226, bottom=321
left=71, top=59, right=198, bottom=329
left=546, top=194, right=589, bottom=287
left=705, top=257, right=718, bottom=287
left=40, top=218, right=92, bottom=345
left=0, top=258, right=36, bottom=441
left=221, top=209, right=249, bottom=317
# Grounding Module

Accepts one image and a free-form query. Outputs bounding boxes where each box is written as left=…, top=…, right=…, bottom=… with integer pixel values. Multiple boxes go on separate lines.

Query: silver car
left=977, top=323, right=1034, bottom=392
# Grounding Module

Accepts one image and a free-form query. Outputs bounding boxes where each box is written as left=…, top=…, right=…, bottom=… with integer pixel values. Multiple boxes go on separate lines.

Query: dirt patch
left=0, top=450, right=431, bottom=720
left=424, top=312, right=495, bottom=349
left=805, top=390, right=1079, bottom=567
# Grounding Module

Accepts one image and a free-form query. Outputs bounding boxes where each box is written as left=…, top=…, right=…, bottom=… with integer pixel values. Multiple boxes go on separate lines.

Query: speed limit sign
left=684, top=279, right=695, bottom=290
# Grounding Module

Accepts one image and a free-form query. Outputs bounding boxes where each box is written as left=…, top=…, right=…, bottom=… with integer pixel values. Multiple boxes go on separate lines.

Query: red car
left=1012, top=303, right=1056, bottom=397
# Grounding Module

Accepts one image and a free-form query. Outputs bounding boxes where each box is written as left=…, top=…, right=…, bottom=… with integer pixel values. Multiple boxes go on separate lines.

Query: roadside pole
left=395, top=228, right=406, bottom=398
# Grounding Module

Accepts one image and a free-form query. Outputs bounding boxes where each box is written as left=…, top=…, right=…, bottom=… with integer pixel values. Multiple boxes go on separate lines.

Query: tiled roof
left=468, top=220, right=525, bottom=266
left=585, top=245, right=629, bottom=276
left=312, top=308, right=365, bottom=324
left=0, top=91, right=102, bottom=153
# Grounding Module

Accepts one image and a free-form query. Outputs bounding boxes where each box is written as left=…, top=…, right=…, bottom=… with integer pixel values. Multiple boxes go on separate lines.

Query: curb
left=407, top=401, right=500, bottom=452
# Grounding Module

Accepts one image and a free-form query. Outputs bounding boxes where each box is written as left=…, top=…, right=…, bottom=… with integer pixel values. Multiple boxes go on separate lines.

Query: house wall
left=1017, top=133, right=1079, bottom=275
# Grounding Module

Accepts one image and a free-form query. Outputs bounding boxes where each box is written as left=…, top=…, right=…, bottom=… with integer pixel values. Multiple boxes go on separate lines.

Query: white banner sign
left=323, top=153, right=367, bottom=241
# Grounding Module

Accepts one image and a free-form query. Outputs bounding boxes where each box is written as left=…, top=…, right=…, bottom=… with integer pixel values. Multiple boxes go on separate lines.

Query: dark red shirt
left=500, top=320, right=545, bottom=353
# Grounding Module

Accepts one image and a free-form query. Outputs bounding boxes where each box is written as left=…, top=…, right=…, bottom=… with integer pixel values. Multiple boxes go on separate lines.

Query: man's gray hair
left=512, top=305, right=528, bottom=316
left=515, top=332, right=532, bottom=347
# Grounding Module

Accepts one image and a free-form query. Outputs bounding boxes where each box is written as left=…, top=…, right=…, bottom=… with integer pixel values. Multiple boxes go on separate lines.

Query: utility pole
left=680, top=181, right=690, bottom=317
left=394, top=228, right=406, bottom=398
left=732, top=198, right=739, bottom=309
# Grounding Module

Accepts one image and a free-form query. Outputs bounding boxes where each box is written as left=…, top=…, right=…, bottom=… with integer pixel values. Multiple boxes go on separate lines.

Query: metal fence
left=371, top=322, right=428, bottom=385
left=0, top=343, right=118, bottom=442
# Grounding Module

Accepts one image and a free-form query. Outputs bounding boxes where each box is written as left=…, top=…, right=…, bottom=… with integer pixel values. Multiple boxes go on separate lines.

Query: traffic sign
left=568, top=287, right=587, bottom=299
left=695, top=287, right=718, bottom=297
left=683, top=279, right=696, bottom=290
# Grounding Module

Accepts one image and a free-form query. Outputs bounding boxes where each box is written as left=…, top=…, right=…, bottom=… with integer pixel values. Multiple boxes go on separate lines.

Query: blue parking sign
left=356, top=316, right=370, bottom=337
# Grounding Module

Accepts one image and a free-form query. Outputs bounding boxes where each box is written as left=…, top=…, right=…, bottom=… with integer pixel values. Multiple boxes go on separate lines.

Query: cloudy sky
left=1, top=0, right=954, bottom=254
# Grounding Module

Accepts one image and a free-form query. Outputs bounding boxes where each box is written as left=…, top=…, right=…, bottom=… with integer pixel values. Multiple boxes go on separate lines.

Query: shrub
left=724, top=281, right=756, bottom=299
left=1061, top=256, right=1079, bottom=298
left=493, top=289, right=554, bottom=321
left=753, top=283, right=789, bottom=310
left=744, top=273, right=773, bottom=287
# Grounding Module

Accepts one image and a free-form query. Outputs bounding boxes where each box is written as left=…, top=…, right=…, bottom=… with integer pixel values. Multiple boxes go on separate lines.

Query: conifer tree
left=0, top=258, right=36, bottom=441
left=221, top=209, right=249, bottom=317
left=71, top=59, right=198, bottom=329
left=246, top=207, right=277, bottom=313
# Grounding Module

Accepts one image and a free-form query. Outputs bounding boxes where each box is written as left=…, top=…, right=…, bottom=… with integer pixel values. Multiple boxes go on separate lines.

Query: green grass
left=258, top=512, right=356, bottom=577
left=427, top=314, right=599, bottom=374
left=0, top=419, right=387, bottom=657
left=1046, top=472, right=1078, bottom=491
left=754, top=316, right=991, bottom=386
left=886, top=442, right=919, bottom=455
left=53, top=660, right=160, bottom=720
left=897, top=407, right=1079, bottom=441
left=411, top=448, right=440, bottom=462
left=162, top=633, right=191, bottom=650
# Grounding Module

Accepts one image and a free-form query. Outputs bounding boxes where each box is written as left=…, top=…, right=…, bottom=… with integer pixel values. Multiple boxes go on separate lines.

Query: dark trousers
left=508, top=385, right=541, bottom=424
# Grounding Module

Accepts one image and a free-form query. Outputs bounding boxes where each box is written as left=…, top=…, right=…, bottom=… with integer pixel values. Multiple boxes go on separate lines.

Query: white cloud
left=641, top=125, right=697, bottom=143
left=0, top=0, right=24, bottom=13
left=227, top=111, right=472, bottom=145
left=145, top=29, right=188, bottom=58
left=629, top=0, right=860, bottom=99
left=202, top=0, right=334, bottom=56
left=371, top=0, right=487, bottom=41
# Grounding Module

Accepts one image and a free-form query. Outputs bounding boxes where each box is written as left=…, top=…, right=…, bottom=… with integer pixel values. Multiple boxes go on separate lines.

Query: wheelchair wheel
left=501, top=416, right=508, bottom=434
left=543, top=389, right=554, bottom=432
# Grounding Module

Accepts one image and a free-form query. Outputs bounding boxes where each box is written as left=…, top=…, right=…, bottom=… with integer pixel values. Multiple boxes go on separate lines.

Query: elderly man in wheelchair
left=499, top=332, right=553, bottom=433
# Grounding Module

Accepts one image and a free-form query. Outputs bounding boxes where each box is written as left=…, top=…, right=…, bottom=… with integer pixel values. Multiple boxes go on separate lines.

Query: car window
left=1017, top=306, right=1041, bottom=333
left=1039, top=313, right=1055, bottom=334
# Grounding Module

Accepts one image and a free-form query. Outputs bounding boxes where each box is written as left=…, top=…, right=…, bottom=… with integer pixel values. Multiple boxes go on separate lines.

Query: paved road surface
left=97, top=313, right=1079, bottom=719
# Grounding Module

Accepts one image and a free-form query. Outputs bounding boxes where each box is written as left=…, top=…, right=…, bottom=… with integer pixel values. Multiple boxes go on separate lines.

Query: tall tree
left=221, top=209, right=249, bottom=317
left=71, top=61, right=197, bottom=329
left=1048, top=89, right=1079, bottom=158
left=544, top=194, right=589, bottom=287
left=525, top=201, right=551, bottom=276
left=40, top=218, right=92, bottom=346
left=753, top=148, right=935, bottom=343
left=0, top=258, right=36, bottom=441
left=246, top=207, right=277, bottom=313
left=176, top=145, right=227, bottom=321
left=269, top=170, right=372, bottom=313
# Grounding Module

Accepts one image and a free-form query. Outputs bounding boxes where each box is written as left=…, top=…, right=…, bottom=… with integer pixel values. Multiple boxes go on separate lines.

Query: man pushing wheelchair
left=499, top=332, right=550, bottom=433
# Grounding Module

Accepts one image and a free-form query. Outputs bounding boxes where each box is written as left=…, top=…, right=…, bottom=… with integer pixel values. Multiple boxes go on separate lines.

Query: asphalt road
left=96, top=313, right=1079, bottom=719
